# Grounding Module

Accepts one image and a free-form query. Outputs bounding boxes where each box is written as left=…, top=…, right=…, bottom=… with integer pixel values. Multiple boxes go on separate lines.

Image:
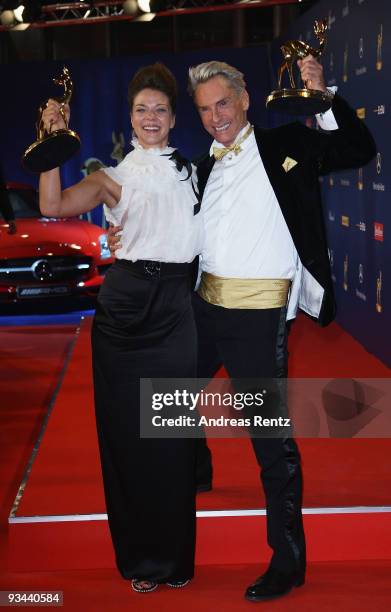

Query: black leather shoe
left=245, top=567, right=305, bottom=602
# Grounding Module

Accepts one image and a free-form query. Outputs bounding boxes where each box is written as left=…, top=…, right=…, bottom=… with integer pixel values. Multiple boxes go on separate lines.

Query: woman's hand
left=41, top=98, right=70, bottom=133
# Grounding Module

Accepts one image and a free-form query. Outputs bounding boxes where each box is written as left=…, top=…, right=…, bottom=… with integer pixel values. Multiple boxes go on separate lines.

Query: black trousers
left=193, top=292, right=306, bottom=575
left=91, top=260, right=197, bottom=582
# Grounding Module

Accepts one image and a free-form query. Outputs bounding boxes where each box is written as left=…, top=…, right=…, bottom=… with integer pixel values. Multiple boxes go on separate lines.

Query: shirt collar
left=131, top=137, right=174, bottom=156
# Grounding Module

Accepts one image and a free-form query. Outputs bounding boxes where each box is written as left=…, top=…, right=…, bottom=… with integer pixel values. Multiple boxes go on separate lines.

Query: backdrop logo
left=329, top=249, right=336, bottom=282
left=356, top=107, right=366, bottom=119
left=329, top=175, right=334, bottom=187
left=374, top=222, right=384, bottom=242
left=358, top=167, right=364, bottom=190
left=356, top=221, right=366, bottom=232
left=343, top=43, right=349, bottom=82
left=373, top=153, right=385, bottom=192
left=340, top=178, right=351, bottom=187
left=356, top=36, right=367, bottom=75
left=328, top=10, right=336, bottom=29
left=373, top=104, right=385, bottom=115
left=341, top=215, right=350, bottom=227
left=359, top=37, right=364, bottom=59
left=376, top=24, right=383, bottom=70
left=376, top=271, right=382, bottom=313
left=356, top=264, right=366, bottom=301
left=328, top=52, right=336, bottom=85
left=343, top=255, right=349, bottom=291
left=376, top=152, right=382, bottom=174
left=359, top=264, right=364, bottom=284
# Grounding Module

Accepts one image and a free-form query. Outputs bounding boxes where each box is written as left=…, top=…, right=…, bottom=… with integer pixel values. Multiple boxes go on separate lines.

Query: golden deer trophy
left=267, top=19, right=332, bottom=115
left=23, top=67, right=80, bottom=173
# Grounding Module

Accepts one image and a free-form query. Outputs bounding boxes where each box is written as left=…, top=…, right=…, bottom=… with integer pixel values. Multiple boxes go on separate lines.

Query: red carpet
left=10, top=315, right=391, bottom=519
left=0, top=323, right=77, bottom=569
left=1, top=314, right=390, bottom=610
left=1, top=561, right=391, bottom=612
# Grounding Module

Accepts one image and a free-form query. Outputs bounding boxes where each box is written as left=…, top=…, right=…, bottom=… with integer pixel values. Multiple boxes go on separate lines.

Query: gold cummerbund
left=198, top=272, right=291, bottom=309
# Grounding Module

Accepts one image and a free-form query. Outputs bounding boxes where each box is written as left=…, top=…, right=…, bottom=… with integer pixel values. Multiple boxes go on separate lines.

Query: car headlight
left=99, top=233, right=111, bottom=259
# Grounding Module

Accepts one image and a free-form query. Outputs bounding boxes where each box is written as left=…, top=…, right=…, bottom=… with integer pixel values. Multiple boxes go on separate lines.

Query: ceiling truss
left=0, top=0, right=303, bottom=30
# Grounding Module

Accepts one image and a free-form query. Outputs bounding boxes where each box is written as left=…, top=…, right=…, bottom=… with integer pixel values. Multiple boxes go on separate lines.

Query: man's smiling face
left=194, top=75, right=249, bottom=146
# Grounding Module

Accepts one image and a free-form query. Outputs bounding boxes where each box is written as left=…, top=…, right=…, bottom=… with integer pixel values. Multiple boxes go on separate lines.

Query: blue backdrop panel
left=270, top=0, right=390, bottom=367
left=0, top=45, right=271, bottom=206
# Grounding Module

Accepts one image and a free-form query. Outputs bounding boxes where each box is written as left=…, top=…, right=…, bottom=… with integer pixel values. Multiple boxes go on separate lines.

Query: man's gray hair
left=188, top=61, right=246, bottom=97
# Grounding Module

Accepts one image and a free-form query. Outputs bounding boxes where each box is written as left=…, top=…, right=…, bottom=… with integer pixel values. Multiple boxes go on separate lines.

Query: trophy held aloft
left=23, top=67, right=80, bottom=173
left=267, top=19, right=332, bottom=115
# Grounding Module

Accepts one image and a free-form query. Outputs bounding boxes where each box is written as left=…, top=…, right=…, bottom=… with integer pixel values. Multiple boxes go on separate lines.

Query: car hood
left=0, top=217, right=104, bottom=259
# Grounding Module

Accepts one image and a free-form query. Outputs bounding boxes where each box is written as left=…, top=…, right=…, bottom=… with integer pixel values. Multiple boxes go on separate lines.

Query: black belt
left=115, top=259, right=191, bottom=278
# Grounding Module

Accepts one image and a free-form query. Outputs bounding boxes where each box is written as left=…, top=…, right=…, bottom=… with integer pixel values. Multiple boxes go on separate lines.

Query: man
left=108, top=56, right=375, bottom=601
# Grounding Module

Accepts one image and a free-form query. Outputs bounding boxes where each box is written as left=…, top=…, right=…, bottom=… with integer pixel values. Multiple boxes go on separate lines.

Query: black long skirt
left=91, top=259, right=197, bottom=582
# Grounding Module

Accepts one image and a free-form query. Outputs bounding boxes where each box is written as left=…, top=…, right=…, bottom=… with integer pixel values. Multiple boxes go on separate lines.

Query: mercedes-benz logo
left=376, top=152, right=382, bottom=174
left=32, top=259, right=53, bottom=281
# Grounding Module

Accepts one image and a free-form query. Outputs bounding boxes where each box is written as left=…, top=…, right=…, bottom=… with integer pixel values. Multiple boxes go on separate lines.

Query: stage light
left=137, top=0, right=151, bottom=12
left=123, top=0, right=139, bottom=16
left=0, top=9, right=15, bottom=26
left=13, top=4, right=24, bottom=22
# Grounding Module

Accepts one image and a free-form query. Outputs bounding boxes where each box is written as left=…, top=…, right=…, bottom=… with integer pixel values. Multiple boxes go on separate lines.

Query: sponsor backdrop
left=0, top=0, right=389, bottom=366
left=0, top=46, right=270, bottom=215
left=271, top=0, right=389, bottom=366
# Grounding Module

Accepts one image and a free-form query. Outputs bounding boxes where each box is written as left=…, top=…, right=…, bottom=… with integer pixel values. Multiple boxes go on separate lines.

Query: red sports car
left=0, top=182, right=113, bottom=305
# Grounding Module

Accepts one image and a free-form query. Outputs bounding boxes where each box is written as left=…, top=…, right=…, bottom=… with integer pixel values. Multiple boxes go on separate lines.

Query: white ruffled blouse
left=102, top=141, right=203, bottom=263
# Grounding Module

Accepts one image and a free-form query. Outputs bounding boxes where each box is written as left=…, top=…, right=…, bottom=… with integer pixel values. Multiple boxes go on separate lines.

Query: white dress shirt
left=102, top=141, right=203, bottom=263
left=200, top=104, right=338, bottom=319
left=201, top=125, right=299, bottom=282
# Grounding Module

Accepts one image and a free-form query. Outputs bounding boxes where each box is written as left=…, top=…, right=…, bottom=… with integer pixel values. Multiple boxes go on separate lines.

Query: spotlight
left=123, top=0, right=139, bottom=15
left=137, top=0, right=151, bottom=11
left=0, top=3, right=25, bottom=27
left=0, top=9, right=15, bottom=26
left=13, top=4, right=24, bottom=22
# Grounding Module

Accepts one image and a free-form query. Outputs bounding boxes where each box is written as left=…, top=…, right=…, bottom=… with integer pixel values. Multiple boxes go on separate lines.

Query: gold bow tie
left=213, top=143, right=242, bottom=160
left=213, top=124, right=253, bottom=161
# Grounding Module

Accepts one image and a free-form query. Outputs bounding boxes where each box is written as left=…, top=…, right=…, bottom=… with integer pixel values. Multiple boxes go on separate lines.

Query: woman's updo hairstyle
left=128, top=63, right=177, bottom=114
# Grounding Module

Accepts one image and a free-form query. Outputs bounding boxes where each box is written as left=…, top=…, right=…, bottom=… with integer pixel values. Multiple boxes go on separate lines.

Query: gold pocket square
left=282, top=157, right=298, bottom=172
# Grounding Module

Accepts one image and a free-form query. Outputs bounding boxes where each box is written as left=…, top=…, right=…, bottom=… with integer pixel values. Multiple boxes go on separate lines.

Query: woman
left=40, top=63, right=202, bottom=593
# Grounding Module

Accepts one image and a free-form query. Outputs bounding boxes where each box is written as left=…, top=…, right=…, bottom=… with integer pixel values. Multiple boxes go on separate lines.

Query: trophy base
left=266, top=88, right=332, bottom=115
left=22, top=130, right=80, bottom=173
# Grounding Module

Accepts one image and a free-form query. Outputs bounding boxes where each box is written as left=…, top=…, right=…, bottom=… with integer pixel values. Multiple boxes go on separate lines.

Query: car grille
left=0, top=256, right=93, bottom=284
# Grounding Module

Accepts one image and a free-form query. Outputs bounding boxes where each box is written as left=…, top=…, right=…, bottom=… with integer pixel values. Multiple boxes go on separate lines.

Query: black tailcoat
left=195, top=94, right=376, bottom=326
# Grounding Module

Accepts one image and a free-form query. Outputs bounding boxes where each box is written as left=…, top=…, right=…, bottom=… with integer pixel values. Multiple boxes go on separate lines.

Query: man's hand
left=297, top=55, right=326, bottom=92
left=41, top=98, right=70, bottom=133
left=107, top=224, right=122, bottom=256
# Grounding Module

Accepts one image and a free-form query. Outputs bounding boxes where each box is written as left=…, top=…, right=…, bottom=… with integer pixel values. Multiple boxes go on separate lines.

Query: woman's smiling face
left=131, top=88, right=175, bottom=149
